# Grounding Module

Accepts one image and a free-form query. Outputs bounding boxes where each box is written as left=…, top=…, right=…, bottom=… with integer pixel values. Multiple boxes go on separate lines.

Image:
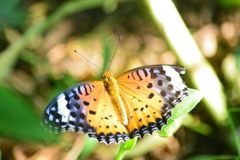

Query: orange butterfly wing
left=116, top=65, right=189, bottom=138
left=42, top=81, right=130, bottom=144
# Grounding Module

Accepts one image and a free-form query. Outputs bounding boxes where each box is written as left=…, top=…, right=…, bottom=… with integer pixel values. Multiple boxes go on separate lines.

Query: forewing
left=42, top=81, right=102, bottom=134
left=117, top=65, right=189, bottom=138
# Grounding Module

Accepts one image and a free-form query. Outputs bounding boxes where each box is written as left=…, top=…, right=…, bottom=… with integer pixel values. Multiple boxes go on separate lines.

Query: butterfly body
left=103, top=71, right=128, bottom=125
left=42, top=65, right=189, bottom=145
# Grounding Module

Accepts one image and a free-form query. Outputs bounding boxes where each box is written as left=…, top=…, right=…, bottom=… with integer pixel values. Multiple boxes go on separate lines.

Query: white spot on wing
left=55, top=119, right=60, bottom=123
left=51, top=107, right=56, bottom=111
left=73, top=88, right=78, bottom=94
left=56, top=93, right=71, bottom=125
left=57, top=93, right=68, bottom=109
left=49, top=115, right=54, bottom=121
left=162, top=66, right=183, bottom=85
left=46, top=108, right=50, bottom=114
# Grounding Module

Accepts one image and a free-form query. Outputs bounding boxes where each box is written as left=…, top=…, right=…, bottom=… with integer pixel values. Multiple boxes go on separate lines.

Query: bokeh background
left=0, top=0, right=240, bottom=159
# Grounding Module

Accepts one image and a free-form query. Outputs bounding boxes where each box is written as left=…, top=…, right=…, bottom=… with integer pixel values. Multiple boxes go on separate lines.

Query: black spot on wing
left=166, top=76, right=171, bottom=81
left=74, top=94, right=80, bottom=100
left=89, top=110, right=96, bottom=115
left=147, top=83, right=153, bottom=88
left=79, top=113, right=85, bottom=119
left=83, top=101, right=89, bottom=106
left=65, top=94, right=71, bottom=101
left=74, top=103, right=80, bottom=109
left=148, top=93, right=154, bottom=99
left=66, top=103, right=71, bottom=109
left=150, top=68, right=157, bottom=79
left=160, top=70, right=166, bottom=75
left=158, top=80, right=163, bottom=86
left=167, top=84, right=173, bottom=91
left=70, top=112, right=77, bottom=117
left=161, top=90, right=166, bottom=97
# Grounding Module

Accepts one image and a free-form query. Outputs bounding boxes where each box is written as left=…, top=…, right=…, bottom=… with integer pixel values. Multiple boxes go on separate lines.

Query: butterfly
left=42, top=65, right=189, bottom=145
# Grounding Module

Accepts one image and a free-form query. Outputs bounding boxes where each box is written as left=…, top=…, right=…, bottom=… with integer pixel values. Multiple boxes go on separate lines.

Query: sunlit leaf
left=116, top=138, right=138, bottom=160
left=158, top=89, right=204, bottom=137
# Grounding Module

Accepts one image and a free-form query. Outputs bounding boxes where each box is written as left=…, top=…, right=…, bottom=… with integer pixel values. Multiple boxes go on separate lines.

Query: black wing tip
left=122, top=64, right=186, bottom=75
left=170, top=65, right=185, bottom=74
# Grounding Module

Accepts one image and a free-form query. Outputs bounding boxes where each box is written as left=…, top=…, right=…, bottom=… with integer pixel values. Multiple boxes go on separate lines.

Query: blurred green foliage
left=0, top=0, right=28, bottom=29
left=218, top=0, right=240, bottom=9
left=0, top=86, right=57, bottom=142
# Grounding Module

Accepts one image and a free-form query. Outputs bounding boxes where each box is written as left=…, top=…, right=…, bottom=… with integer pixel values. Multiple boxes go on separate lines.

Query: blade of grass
left=138, top=0, right=227, bottom=125
left=182, top=114, right=212, bottom=136
left=185, top=155, right=238, bottom=160
left=228, top=108, right=240, bottom=156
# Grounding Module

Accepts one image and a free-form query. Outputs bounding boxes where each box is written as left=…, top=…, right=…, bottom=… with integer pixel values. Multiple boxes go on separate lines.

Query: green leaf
left=173, top=89, right=204, bottom=119
left=0, top=86, right=57, bottom=143
left=158, top=88, right=204, bottom=137
left=116, top=138, right=138, bottom=160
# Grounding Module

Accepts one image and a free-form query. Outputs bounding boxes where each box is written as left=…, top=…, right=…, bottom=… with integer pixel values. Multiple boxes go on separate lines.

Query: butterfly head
left=102, top=71, right=119, bottom=95
left=102, top=71, right=113, bottom=80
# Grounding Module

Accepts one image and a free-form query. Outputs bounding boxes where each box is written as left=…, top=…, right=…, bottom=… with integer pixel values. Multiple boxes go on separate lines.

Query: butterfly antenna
left=108, top=36, right=122, bottom=71
left=74, top=50, right=102, bottom=70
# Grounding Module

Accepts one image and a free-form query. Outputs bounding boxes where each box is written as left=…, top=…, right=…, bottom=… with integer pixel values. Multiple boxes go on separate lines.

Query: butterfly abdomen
left=102, top=71, right=128, bottom=125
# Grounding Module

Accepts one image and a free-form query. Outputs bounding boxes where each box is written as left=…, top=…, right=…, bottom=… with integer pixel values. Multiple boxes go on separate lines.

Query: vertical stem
left=228, top=110, right=240, bottom=156
left=139, top=0, right=227, bottom=124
